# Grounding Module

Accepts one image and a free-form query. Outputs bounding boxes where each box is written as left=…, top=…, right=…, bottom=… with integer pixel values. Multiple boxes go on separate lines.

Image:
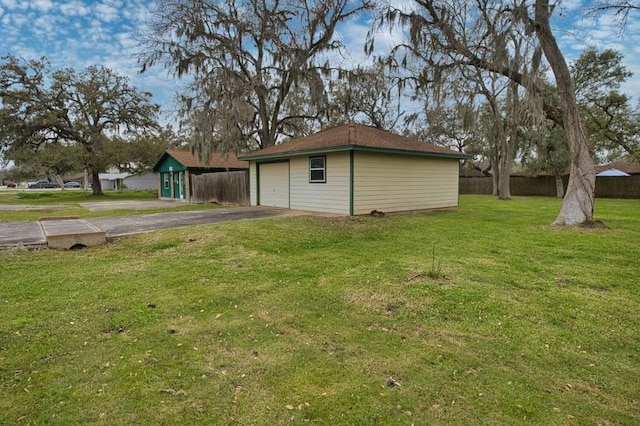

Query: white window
left=163, top=173, right=170, bottom=189
left=309, top=156, right=326, bottom=183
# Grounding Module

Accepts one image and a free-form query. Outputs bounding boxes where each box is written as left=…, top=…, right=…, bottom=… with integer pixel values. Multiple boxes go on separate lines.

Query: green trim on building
left=349, top=151, right=354, bottom=216
left=154, top=154, right=187, bottom=200
left=288, top=160, right=291, bottom=208
left=153, top=154, right=187, bottom=173
left=256, top=163, right=260, bottom=206
left=240, top=145, right=471, bottom=162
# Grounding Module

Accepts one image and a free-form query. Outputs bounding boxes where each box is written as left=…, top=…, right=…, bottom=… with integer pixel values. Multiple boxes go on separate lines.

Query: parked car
left=27, top=180, right=60, bottom=189
left=5, top=181, right=17, bottom=188
left=64, top=181, right=81, bottom=188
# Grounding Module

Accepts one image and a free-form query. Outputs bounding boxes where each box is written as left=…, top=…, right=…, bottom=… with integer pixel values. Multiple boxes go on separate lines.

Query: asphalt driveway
left=87, top=206, right=306, bottom=237
left=0, top=206, right=306, bottom=246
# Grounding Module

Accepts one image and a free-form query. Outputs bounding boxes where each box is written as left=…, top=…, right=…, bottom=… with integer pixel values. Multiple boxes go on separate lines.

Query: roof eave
left=239, top=145, right=471, bottom=161
left=152, top=151, right=187, bottom=172
left=239, top=146, right=351, bottom=160
left=152, top=152, right=169, bottom=172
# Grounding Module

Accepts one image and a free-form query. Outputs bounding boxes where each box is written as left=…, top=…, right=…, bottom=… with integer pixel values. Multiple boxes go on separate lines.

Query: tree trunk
left=555, top=174, right=565, bottom=198
left=497, top=117, right=517, bottom=200
left=83, top=169, right=90, bottom=190
left=498, top=81, right=520, bottom=201
left=487, top=95, right=512, bottom=200
left=535, top=1, right=595, bottom=225
left=54, top=175, right=65, bottom=190
left=492, top=126, right=512, bottom=200
left=490, top=158, right=499, bottom=197
left=91, top=169, right=103, bottom=196
left=497, top=151, right=511, bottom=200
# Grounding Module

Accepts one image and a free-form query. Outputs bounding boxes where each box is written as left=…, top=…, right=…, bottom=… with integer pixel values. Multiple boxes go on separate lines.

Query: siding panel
left=289, top=153, right=350, bottom=214
left=353, top=152, right=459, bottom=215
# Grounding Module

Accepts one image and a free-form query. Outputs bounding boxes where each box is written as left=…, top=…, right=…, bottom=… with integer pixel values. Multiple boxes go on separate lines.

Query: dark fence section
left=191, top=171, right=250, bottom=205
left=459, top=177, right=493, bottom=195
left=596, top=176, right=640, bottom=199
left=460, top=176, right=640, bottom=199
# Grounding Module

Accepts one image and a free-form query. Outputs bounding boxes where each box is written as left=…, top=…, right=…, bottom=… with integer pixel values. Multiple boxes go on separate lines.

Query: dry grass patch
left=346, top=287, right=435, bottom=316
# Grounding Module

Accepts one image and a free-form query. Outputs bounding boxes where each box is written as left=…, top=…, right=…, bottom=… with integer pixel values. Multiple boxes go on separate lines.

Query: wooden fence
left=460, top=176, right=640, bottom=199
left=190, top=171, right=250, bottom=205
left=595, top=176, right=640, bottom=198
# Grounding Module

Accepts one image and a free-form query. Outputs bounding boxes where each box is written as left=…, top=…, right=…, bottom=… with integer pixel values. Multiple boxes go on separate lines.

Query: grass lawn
left=0, top=190, right=219, bottom=221
left=1, top=195, right=638, bottom=424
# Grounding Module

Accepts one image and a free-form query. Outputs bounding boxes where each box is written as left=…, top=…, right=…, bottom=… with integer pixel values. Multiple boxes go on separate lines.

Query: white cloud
left=8, top=12, right=30, bottom=27
left=0, top=0, right=18, bottom=10
left=33, top=14, right=57, bottom=34
left=59, top=1, right=90, bottom=16
left=116, top=32, right=138, bottom=51
left=122, top=2, right=152, bottom=22
left=31, top=0, right=54, bottom=12
left=95, top=2, right=119, bottom=23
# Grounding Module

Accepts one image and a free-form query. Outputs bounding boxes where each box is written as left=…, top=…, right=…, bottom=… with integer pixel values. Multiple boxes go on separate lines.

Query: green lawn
left=0, top=190, right=219, bottom=221
left=1, top=195, right=638, bottom=425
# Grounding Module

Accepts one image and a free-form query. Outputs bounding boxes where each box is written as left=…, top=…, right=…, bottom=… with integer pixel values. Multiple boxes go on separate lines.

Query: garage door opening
left=259, top=162, right=290, bottom=208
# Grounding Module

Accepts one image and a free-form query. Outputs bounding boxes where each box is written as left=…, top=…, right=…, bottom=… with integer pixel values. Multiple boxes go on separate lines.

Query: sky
left=1, top=0, right=640, bottom=124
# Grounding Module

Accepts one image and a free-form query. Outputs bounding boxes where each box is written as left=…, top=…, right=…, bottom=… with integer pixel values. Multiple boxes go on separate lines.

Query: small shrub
left=427, top=244, right=445, bottom=279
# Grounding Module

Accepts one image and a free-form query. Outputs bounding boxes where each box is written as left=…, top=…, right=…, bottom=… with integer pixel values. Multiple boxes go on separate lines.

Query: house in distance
left=153, top=150, right=248, bottom=202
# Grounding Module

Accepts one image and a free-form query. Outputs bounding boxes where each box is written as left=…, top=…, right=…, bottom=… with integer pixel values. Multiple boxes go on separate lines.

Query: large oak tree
left=139, top=0, right=372, bottom=157
left=369, top=0, right=596, bottom=225
left=0, top=56, right=159, bottom=195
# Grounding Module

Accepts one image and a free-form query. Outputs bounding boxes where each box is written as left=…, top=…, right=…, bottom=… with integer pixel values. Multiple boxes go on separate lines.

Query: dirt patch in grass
left=579, top=219, right=609, bottom=229
left=346, top=288, right=433, bottom=315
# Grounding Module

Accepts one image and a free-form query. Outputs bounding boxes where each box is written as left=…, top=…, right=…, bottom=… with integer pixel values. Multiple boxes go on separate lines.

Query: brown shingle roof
left=238, top=123, right=469, bottom=160
left=166, top=150, right=248, bottom=169
left=595, top=161, right=640, bottom=175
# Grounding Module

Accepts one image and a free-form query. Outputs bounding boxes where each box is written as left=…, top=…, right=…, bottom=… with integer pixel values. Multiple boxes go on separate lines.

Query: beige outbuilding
left=239, top=123, right=470, bottom=215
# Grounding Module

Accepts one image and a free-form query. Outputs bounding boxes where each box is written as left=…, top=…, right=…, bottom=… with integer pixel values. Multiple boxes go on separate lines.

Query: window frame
left=163, top=173, right=170, bottom=190
left=309, top=156, right=326, bottom=183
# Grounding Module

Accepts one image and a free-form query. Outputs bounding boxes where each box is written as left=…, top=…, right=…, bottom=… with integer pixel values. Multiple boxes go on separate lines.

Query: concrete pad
left=0, top=221, right=46, bottom=246
left=0, top=204, right=67, bottom=211
left=40, top=219, right=106, bottom=250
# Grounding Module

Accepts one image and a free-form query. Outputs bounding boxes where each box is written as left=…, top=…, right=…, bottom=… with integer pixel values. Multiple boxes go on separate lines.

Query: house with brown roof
left=596, top=161, right=640, bottom=176
left=152, top=150, right=248, bottom=201
left=238, top=123, right=470, bottom=215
